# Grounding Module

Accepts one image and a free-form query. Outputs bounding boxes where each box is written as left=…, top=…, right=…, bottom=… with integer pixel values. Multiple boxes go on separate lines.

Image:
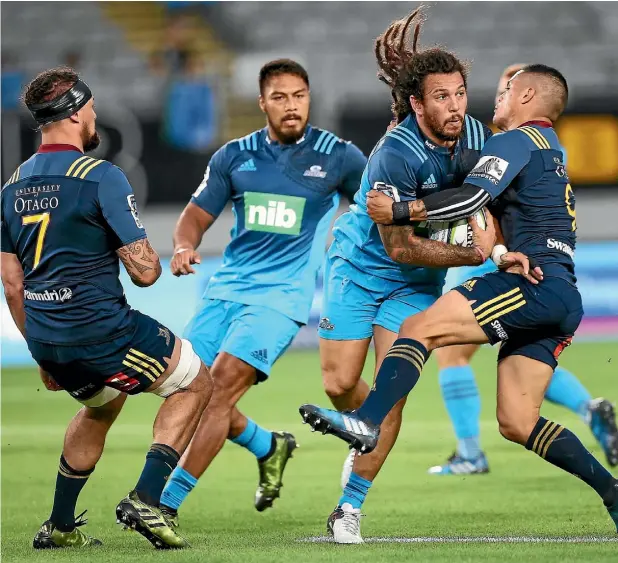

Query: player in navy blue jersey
left=430, top=64, right=618, bottom=476
left=1, top=67, right=213, bottom=550
left=313, top=10, right=497, bottom=543
left=157, top=59, right=366, bottom=521
left=301, top=64, right=618, bottom=532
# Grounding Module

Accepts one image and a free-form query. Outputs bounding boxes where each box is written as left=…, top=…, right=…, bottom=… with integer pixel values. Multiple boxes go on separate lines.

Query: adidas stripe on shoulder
left=384, top=126, right=428, bottom=163
left=313, top=130, right=341, bottom=155
left=66, top=156, right=105, bottom=180
left=464, top=115, right=487, bottom=151
left=238, top=131, right=259, bottom=151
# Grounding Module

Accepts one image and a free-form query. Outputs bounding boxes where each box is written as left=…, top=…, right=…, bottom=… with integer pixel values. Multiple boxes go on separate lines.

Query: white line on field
left=298, top=536, right=618, bottom=544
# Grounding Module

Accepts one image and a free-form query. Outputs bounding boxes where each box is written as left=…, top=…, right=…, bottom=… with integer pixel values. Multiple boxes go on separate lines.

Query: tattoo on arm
left=378, top=224, right=483, bottom=267
left=408, top=200, right=427, bottom=220
left=117, top=239, right=161, bottom=284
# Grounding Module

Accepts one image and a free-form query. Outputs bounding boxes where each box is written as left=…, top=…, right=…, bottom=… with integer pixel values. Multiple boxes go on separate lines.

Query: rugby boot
left=116, top=490, right=189, bottom=549
left=327, top=503, right=363, bottom=544
left=33, top=511, right=102, bottom=549
left=588, top=398, right=618, bottom=467
left=428, top=451, right=490, bottom=475
left=299, top=404, right=379, bottom=453
left=255, top=431, right=298, bottom=511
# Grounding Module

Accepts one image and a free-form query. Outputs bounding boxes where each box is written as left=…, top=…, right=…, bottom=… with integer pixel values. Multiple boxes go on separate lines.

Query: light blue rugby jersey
left=330, top=113, right=492, bottom=294
left=190, top=126, right=367, bottom=324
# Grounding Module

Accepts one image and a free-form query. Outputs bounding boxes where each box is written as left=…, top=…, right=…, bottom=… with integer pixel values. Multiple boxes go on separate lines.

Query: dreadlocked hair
left=375, top=6, right=469, bottom=123
left=22, top=66, right=79, bottom=107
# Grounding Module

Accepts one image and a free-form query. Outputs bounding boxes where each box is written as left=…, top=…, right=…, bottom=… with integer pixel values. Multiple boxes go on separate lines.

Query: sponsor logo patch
left=469, top=156, right=509, bottom=185
left=490, top=319, right=508, bottom=341
left=244, top=192, right=305, bottom=235
left=127, top=194, right=144, bottom=229
left=24, top=288, right=72, bottom=302
left=303, top=165, right=327, bottom=178
left=318, top=317, right=335, bottom=331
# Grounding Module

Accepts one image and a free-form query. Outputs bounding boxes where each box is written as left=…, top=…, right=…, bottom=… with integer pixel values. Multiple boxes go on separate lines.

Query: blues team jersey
left=1, top=145, right=146, bottom=345
left=190, top=125, right=366, bottom=323
left=330, top=113, right=492, bottom=293
left=465, top=122, right=576, bottom=280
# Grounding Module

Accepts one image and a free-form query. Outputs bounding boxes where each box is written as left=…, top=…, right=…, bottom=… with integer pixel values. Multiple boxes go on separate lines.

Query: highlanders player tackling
left=302, top=64, right=618, bottom=533
left=1, top=67, right=213, bottom=549
left=431, top=63, right=618, bottom=476
left=158, top=59, right=366, bottom=521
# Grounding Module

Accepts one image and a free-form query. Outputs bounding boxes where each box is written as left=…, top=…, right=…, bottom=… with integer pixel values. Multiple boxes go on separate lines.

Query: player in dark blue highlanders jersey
left=1, top=67, right=213, bottom=550
left=302, top=64, right=618, bottom=533
left=431, top=63, right=618, bottom=477
left=156, top=59, right=366, bottom=522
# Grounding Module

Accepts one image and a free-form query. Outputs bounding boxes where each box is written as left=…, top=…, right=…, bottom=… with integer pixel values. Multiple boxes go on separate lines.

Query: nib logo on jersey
left=244, top=192, right=305, bottom=235
left=24, top=287, right=73, bottom=302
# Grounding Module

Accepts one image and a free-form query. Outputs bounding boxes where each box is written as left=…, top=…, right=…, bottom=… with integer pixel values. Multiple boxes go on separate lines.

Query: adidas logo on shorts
left=250, top=349, right=268, bottom=364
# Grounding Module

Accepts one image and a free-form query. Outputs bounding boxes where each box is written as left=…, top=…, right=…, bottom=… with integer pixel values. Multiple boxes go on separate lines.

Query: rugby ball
left=422, top=209, right=488, bottom=247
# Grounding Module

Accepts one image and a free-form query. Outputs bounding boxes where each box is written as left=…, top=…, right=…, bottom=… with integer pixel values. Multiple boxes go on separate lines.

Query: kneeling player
left=301, top=65, right=618, bottom=532
left=1, top=68, right=213, bottom=549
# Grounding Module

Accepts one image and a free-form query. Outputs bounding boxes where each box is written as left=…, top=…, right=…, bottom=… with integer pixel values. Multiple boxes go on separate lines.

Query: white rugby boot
left=327, top=502, right=363, bottom=544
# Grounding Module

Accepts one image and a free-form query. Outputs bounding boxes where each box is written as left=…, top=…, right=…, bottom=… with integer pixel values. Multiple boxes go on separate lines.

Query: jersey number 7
left=22, top=212, right=50, bottom=269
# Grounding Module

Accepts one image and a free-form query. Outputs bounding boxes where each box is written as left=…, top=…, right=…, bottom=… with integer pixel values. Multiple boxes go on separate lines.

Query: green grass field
left=2, top=342, right=618, bottom=562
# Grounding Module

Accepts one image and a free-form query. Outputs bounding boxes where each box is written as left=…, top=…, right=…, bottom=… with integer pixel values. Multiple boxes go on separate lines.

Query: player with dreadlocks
left=314, top=7, right=501, bottom=543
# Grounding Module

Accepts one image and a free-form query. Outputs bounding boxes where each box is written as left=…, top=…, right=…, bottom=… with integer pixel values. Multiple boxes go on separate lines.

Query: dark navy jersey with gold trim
left=1, top=146, right=145, bottom=344
left=466, top=123, right=576, bottom=281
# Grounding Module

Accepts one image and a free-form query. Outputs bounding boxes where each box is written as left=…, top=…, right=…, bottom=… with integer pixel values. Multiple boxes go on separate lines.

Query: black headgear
left=26, top=80, right=92, bottom=126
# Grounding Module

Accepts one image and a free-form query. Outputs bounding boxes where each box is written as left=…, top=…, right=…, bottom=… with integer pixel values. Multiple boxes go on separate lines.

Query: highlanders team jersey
left=465, top=122, right=577, bottom=280
left=190, top=125, right=366, bottom=323
left=1, top=145, right=146, bottom=344
left=331, top=113, right=492, bottom=293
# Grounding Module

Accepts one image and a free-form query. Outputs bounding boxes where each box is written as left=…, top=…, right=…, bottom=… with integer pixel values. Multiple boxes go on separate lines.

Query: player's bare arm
left=377, top=219, right=494, bottom=267
left=171, top=202, right=215, bottom=276
left=1, top=252, right=26, bottom=336
left=117, top=238, right=161, bottom=287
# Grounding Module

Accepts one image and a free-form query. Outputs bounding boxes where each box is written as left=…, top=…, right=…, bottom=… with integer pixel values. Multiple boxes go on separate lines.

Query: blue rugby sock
left=229, top=418, right=274, bottom=460
left=439, top=365, right=482, bottom=460
left=357, top=338, right=428, bottom=426
left=160, top=466, right=198, bottom=511
left=527, top=417, right=615, bottom=504
left=545, top=367, right=592, bottom=419
left=339, top=472, right=372, bottom=510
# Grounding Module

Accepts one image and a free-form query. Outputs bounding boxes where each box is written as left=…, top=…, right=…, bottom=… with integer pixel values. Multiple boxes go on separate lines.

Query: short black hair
left=258, top=59, right=309, bottom=94
left=521, top=63, right=568, bottom=99
left=22, top=66, right=79, bottom=107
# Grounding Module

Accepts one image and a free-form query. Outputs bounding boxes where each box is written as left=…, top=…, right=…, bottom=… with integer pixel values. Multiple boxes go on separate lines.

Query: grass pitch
left=2, top=342, right=617, bottom=562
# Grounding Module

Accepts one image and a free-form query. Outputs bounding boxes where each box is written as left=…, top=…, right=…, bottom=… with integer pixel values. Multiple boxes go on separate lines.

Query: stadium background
left=2, top=3, right=618, bottom=561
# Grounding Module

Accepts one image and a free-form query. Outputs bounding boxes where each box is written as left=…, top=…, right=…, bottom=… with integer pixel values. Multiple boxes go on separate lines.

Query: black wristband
left=392, top=201, right=410, bottom=225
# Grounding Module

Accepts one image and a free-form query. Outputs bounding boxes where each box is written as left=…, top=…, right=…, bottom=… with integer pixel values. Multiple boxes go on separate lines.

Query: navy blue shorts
left=453, top=271, right=583, bottom=369
left=27, top=310, right=175, bottom=401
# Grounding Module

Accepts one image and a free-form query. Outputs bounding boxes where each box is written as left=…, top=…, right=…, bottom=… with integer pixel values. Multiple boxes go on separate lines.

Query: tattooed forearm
left=378, top=225, right=483, bottom=267
left=117, top=239, right=162, bottom=286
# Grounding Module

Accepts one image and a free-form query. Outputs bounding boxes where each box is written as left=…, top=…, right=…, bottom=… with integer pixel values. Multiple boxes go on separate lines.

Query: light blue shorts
left=318, top=255, right=438, bottom=340
left=184, top=299, right=301, bottom=383
left=442, top=261, right=498, bottom=294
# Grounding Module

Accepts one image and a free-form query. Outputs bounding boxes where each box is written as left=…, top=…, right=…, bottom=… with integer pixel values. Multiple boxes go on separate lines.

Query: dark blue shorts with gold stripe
left=453, top=271, right=583, bottom=369
left=27, top=310, right=175, bottom=402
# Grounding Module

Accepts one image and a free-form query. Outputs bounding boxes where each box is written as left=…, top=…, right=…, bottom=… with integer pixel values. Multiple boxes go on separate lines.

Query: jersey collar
left=263, top=124, right=312, bottom=146
left=37, top=144, right=83, bottom=153
left=520, top=120, right=552, bottom=128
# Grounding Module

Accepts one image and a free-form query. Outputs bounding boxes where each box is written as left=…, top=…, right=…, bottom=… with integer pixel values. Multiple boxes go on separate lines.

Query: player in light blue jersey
left=157, top=59, right=366, bottom=522
left=430, top=64, right=618, bottom=476
left=315, top=11, right=497, bottom=543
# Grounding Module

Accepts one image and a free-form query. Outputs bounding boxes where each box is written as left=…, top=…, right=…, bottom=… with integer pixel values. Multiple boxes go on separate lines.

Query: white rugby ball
left=423, top=209, right=488, bottom=247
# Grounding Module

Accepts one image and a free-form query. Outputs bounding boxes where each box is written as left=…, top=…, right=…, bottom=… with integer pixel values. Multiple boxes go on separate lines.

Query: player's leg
left=300, top=289, right=488, bottom=451
left=496, top=352, right=618, bottom=530
left=160, top=304, right=300, bottom=516
left=545, top=367, right=618, bottom=466
left=430, top=344, right=489, bottom=475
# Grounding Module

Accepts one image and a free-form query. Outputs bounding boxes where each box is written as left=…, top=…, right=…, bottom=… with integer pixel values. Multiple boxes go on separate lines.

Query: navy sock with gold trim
left=49, top=455, right=95, bottom=532
left=526, top=417, right=615, bottom=503
left=357, top=338, right=428, bottom=426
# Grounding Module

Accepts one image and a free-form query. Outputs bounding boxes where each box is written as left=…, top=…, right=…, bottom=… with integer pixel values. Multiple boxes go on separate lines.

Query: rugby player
left=1, top=67, right=214, bottom=550
left=301, top=64, right=618, bottom=534
left=431, top=63, right=618, bottom=476
left=158, top=59, right=366, bottom=521
left=313, top=10, right=496, bottom=543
